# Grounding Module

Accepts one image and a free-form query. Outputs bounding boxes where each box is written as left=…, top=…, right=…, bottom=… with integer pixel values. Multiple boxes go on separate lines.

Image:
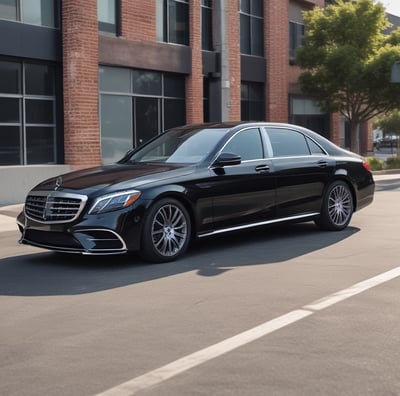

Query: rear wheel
left=315, top=180, right=353, bottom=231
left=140, top=198, right=191, bottom=263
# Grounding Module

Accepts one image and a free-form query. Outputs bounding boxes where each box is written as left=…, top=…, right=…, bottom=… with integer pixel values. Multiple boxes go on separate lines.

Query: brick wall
left=265, top=0, right=289, bottom=122
left=186, top=0, right=204, bottom=124
left=120, top=0, right=156, bottom=41
left=227, top=0, right=241, bottom=120
left=62, top=0, right=101, bottom=167
left=60, top=0, right=362, bottom=168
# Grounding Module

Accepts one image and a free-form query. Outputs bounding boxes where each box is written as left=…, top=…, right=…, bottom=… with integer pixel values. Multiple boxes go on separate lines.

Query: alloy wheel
left=151, top=203, right=188, bottom=257
left=327, top=183, right=353, bottom=227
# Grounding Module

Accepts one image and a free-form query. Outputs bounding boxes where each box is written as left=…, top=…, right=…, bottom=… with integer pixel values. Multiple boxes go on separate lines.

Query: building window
left=289, top=96, right=330, bottom=139
left=98, top=0, right=118, bottom=34
left=241, top=82, right=265, bottom=121
left=0, top=0, right=60, bottom=28
left=156, top=0, right=189, bottom=46
left=0, top=59, right=57, bottom=165
left=99, top=66, right=186, bottom=164
left=289, top=21, right=305, bottom=64
left=203, top=77, right=210, bottom=122
left=0, top=0, right=18, bottom=20
left=240, top=0, right=263, bottom=57
left=201, top=0, right=213, bottom=51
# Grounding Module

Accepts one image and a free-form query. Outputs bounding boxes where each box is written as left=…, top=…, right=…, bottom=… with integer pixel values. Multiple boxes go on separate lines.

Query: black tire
left=315, top=180, right=354, bottom=231
left=140, top=198, right=191, bottom=263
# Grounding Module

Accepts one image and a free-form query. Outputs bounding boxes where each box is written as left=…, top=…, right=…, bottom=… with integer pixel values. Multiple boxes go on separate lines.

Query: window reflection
left=0, top=0, right=59, bottom=27
left=0, top=59, right=56, bottom=165
left=0, top=0, right=17, bottom=21
left=99, top=66, right=187, bottom=164
left=98, top=0, right=117, bottom=34
left=156, top=0, right=189, bottom=45
left=240, top=0, right=264, bottom=56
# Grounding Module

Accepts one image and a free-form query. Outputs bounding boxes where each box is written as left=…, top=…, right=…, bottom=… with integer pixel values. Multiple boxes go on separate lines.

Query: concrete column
left=214, top=0, right=230, bottom=121
left=214, top=0, right=241, bottom=121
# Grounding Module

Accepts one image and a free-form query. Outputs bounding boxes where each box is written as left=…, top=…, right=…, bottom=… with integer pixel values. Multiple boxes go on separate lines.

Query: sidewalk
left=0, top=204, right=23, bottom=233
left=1, top=172, right=399, bottom=233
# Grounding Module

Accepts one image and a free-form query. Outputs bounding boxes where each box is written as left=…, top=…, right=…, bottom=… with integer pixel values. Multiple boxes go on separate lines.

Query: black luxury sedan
left=17, top=122, right=375, bottom=263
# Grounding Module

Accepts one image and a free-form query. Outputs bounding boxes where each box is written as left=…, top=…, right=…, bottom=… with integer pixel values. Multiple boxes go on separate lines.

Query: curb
left=372, top=169, right=400, bottom=175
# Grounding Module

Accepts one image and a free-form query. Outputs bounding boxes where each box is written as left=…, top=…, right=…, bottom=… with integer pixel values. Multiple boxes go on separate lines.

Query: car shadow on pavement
left=0, top=222, right=359, bottom=297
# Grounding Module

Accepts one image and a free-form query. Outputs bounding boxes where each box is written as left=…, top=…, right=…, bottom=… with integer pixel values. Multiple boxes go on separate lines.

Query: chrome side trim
left=197, top=212, right=320, bottom=238
left=19, top=227, right=128, bottom=255
left=20, top=237, right=128, bottom=256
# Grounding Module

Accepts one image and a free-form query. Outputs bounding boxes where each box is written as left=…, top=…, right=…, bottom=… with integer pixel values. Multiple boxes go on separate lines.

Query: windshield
left=125, top=127, right=228, bottom=164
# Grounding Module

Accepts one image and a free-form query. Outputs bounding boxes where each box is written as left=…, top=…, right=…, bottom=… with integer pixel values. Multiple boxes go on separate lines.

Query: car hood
left=32, top=163, right=194, bottom=196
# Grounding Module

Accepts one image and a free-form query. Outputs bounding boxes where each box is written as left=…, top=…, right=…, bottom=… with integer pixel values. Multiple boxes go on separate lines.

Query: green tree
left=374, top=110, right=400, bottom=155
left=296, top=0, right=400, bottom=154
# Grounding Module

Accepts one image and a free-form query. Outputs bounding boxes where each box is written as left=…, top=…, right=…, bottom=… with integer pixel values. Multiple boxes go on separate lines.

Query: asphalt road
left=0, top=177, right=400, bottom=396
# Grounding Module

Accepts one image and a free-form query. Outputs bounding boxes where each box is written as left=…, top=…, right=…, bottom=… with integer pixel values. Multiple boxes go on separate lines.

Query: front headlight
left=88, top=190, right=141, bottom=214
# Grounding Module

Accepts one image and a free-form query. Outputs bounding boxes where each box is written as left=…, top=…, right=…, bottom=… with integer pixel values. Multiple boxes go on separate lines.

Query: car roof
left=171, top=121, right=356, bottom=158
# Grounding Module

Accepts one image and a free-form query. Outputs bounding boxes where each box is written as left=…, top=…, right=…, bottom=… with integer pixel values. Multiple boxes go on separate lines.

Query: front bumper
left=17, top=205, right=146, bottom=255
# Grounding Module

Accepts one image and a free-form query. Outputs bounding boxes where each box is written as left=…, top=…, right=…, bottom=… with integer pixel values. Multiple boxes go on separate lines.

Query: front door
left=209, top=127, right=276, bottom=230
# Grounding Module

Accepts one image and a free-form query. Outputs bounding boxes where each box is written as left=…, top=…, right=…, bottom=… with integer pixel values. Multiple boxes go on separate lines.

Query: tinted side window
left=306, top=137, right=326, bottom=155
left=222, top=128, right=263, bottom=161
left=267, top=128, right=310, bottom=157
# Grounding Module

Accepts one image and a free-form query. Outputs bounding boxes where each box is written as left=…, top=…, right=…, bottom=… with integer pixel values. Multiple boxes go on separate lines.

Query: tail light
left=362, top=161, right=372, bottom=173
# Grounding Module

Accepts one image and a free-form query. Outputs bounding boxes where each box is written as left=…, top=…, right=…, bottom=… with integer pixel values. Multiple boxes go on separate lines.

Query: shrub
left=366, top=156, right=384, bottom=171
left=385, top=157, right=400, bottom=170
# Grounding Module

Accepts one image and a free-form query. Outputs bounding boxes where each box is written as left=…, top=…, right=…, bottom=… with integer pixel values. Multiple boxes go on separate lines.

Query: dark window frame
left=289, top=20, right=305, bottom=65
left=240, top=0, right=264, bottom=57
left=0, top=0, right=60, bottom=28
left=99, top=66, right=186, bottom=161
left=0, top=58, right=57, bottom=165
left=98, top=0, right=120, bottom=35
left=241, top=81, right=265, bottom=121
left=201, top=0, right=213, bottom=51
left=158, top=0, right=189, bottom=46
left=289, top=94, right=330, bottom=139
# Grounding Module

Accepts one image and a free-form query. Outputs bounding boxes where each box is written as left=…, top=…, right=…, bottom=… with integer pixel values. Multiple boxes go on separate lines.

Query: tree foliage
left=374, top=110, right=400, bottom=137
left=296, top=0, right=400, bottom=153
left=374, top=110, right=400, bottom=156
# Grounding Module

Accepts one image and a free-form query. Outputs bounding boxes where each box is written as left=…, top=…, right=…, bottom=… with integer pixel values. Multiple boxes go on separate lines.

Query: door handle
left=317, top=160, right=328, bottom=168
left=255, top=164, right=270, bottom=173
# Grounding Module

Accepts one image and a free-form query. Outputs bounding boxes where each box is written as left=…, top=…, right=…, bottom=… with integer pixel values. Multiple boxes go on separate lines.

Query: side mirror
left=213, top=152, right=241, bottom=167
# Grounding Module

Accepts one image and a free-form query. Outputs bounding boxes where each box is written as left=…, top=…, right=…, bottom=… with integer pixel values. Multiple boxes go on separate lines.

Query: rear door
left=265, top=127, right=335, bottom=218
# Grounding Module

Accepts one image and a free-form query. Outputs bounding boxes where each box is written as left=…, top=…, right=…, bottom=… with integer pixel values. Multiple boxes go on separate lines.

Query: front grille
left=25, top=191, right=88, bottom=224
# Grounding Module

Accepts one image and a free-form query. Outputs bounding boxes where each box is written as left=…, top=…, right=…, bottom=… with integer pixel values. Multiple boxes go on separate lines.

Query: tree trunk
left=349, top=120, right=360, bottom=154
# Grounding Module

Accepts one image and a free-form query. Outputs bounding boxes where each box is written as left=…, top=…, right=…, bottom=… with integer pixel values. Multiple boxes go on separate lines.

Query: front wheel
left=140, top=198, right=191, bottom=263
left=315, top=180, right=354, bottom=231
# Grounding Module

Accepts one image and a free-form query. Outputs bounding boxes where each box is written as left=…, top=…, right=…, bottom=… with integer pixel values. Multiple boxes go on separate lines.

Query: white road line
left=96, top=266, right=400, bottom=396
left=304, top=266, right=400, bottom=311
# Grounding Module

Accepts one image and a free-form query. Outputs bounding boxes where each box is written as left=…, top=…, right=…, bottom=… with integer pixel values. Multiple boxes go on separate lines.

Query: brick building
left=0, top=0, right=374, bottom=202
